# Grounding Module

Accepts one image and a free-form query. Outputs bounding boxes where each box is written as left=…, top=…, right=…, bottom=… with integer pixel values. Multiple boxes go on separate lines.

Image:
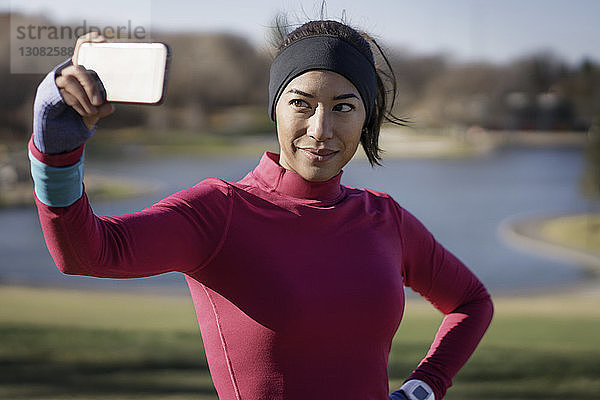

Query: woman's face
left=275, top=70, right=366, bottom=182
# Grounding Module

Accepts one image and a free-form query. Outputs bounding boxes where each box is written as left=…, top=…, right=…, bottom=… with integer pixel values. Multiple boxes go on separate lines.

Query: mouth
left=298, top=147, right=339, bottom=162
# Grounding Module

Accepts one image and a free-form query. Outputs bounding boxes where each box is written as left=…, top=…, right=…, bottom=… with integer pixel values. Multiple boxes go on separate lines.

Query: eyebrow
left=287, top=89, right=314, bottom=98
left=333, top=93, right=359, bottom=101
left=286, top=88, right=359, bottom=101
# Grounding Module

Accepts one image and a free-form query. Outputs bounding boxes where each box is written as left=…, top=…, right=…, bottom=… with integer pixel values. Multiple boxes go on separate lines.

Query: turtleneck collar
left=243, top=152, right=346, bottom=205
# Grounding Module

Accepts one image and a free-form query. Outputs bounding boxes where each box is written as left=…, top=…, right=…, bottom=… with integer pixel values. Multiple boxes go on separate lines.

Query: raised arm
left=29, top=33, right=232, bottom=279
left=392, top=203, right=494, bottom=400
left=31, top=163, right=232, bottom=278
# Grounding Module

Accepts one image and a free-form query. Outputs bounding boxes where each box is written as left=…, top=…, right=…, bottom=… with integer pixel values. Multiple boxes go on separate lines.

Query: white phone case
left=76, top=42, right=169, bottom=104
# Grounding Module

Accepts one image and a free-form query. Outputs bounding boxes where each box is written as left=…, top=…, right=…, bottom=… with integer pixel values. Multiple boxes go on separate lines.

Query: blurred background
left=0, top=1, right=599, bottom=399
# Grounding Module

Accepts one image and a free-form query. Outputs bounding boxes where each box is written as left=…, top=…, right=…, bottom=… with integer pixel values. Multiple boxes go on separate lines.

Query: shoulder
left=344, top=185, right=428, bottom=229
left=158, top=178, right=233, bottom=209
left=343, top=184, right=398, bottom=205
left=341, top=185, right=403, bottom=216
left=192, top=177, right=233, bottom=195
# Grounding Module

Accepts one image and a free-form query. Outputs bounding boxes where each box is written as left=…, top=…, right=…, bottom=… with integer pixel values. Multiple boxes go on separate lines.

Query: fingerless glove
left=33, top=59, right=96, bottom=154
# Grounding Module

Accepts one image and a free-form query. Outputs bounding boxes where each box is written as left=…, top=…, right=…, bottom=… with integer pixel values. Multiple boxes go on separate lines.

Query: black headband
left=268, top=35, right=378, bottom=124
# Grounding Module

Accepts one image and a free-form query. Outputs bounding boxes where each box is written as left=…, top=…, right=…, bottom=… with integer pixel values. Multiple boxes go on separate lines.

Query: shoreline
left=499, top=212, right=600, bottom=271
left=1, top=275, right=598, bottom=328
left=373, top=127, right=587, bottom=159
left=0, top=279, right=597, bottom=302
left=1, top=129, right=586, bottom=208
left=2, top=210, right=600, bottom=302
left=498, top=211, right=600, bottom=297
left=0, top=172, right=161, bottom=208
left=4, top=207, right=599, bottom=301
left=2, top=268, right=598, bottom=301
left=2, top=131, right=595, bottom=298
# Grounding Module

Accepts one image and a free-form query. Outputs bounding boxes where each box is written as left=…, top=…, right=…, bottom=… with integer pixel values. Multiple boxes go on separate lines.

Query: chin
left=282, top=150, right=344, bottom=181
left=299, top=165, right=338, bottom=182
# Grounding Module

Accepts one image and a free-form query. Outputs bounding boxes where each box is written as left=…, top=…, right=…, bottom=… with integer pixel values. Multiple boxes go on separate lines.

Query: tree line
left=1, top=12, right=599, bottom=143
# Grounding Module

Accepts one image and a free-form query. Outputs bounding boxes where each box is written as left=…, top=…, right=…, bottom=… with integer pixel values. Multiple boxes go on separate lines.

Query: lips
left=300, top=147, right=337, bottom=155
left=298, top=147, right=339, bottom=162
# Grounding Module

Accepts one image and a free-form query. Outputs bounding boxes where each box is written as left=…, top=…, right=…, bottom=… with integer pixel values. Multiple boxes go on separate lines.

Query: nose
left=307, top=105, right=333, bottom=141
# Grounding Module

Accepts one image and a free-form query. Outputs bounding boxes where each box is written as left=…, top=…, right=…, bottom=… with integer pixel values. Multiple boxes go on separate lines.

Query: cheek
left=344, top=135, right=362, bottom=160
left=276, top=109, right=306, bottom=142
left=276, top=119, right=293, bottom=142
left=276, top=118, right=302, bottom=153
left=340, top=119, right=364, bottom=151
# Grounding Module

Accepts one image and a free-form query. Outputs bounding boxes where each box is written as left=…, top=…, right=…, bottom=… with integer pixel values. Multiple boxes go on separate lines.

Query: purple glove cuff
left=33, top=58, right=96, bottom=154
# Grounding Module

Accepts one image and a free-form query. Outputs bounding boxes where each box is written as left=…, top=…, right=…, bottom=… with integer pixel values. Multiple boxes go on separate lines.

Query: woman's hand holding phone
left=56, top=32, right=115, bottom=130
left=32, top=32, right=114, bottom=154
left=34, top=31, right=168, bottom=154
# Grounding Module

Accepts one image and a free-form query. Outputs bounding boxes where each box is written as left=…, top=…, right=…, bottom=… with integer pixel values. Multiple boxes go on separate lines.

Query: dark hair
left=272, top=18, right=407, bottom=166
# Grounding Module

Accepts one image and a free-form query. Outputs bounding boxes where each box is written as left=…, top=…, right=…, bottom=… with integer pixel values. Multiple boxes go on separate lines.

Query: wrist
left=28, top=135, right=85, bottom=207
left=398, top=380, right=435, bottom=400
left=28, top=136, right=84, bottom=167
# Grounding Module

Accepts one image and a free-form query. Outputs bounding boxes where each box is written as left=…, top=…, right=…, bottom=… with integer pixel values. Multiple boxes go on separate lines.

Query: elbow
left=56, top=263, right=83, bottom=276
left=472, top=287, right=494, bottom=322
left=55, top=260, right=87, bottom=276
left=482, top=286, right=494, bottom=317
left=483, top=293, right=494, bottom=326
left=470, top=281, right=494, bottom=320
left=50, top=250, right=92, bottom=276
left=473, top=289, right=495, bottom=329
left=453, top=288, right=495, bottom=328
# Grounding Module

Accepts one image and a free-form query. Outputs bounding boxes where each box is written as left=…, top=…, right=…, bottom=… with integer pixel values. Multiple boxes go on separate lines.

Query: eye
left=289, top=99, right=311, bottom=109
left=333, top=103, right=355, bottom=112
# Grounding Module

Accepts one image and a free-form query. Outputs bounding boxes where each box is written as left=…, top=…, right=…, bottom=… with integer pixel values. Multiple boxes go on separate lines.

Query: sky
left=4, top=0, right=600, bottom=65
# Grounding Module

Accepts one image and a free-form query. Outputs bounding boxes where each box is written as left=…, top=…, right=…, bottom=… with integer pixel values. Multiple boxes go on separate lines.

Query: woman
left=29, top=20, right=493, bottom=400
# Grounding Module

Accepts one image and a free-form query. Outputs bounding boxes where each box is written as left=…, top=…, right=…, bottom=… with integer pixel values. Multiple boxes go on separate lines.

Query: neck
left=243, top=152, right=346, bottom=205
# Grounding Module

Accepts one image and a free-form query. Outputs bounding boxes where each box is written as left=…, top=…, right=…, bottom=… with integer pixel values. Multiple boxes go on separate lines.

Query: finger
left=57, top=74, right=96, bottom=115
left=60, top=89, right=88, bottom=117
left=96, top=103, right=115, bottom=119
left=58, top=66, right=103, bottom=113
left=61, top=89, right=114, bottom=130
left=57, top=74, right=97, bottom=115
left=72, top=32, right=106, bottom=65
left=74, top=32, right=105, bottom=53
left=77, top=101, right=114, bottom=122
left=81, top=104, right=114, bottom=130
left=77, top=31, right=104, bottom=42
left=70, top=66, right=105, bottom=107
left=82, top=115, right=101, bottom=130
left=87, top=70, right=107, bottom=106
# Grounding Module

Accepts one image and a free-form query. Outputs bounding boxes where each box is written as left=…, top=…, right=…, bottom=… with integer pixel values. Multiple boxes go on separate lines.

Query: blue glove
left=33, top=59, right=96, bottom=154
left=389, top=390, right=409, bottom=400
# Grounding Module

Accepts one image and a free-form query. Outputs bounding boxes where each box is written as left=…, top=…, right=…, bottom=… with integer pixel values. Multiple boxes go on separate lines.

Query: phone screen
left=76, top=42, right=169, bottom=104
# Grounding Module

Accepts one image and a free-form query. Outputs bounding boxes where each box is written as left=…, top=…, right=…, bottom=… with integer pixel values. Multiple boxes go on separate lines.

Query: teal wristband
left=29, top=150, right=84, bottom=207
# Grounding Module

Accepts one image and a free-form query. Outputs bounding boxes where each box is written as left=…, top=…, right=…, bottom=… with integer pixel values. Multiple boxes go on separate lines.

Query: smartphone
left=75, top=42, right=170, bottom=104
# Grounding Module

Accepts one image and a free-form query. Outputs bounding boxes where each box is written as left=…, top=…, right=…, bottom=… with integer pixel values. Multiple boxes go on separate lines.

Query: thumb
left=97, top=103, right=116, bottom=118
left=82, top=103, right=115, bottom=129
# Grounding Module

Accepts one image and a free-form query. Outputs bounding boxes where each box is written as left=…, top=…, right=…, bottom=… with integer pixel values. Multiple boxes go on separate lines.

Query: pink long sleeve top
left=31, top=141, right=493, bottom=400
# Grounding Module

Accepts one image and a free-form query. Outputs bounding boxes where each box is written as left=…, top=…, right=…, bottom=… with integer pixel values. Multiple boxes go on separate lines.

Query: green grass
left=1, top=286, right=599, bottom=399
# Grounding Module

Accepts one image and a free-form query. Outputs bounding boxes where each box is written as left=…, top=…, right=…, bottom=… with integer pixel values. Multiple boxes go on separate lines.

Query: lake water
left=0, top=146, right=591, bottom=295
